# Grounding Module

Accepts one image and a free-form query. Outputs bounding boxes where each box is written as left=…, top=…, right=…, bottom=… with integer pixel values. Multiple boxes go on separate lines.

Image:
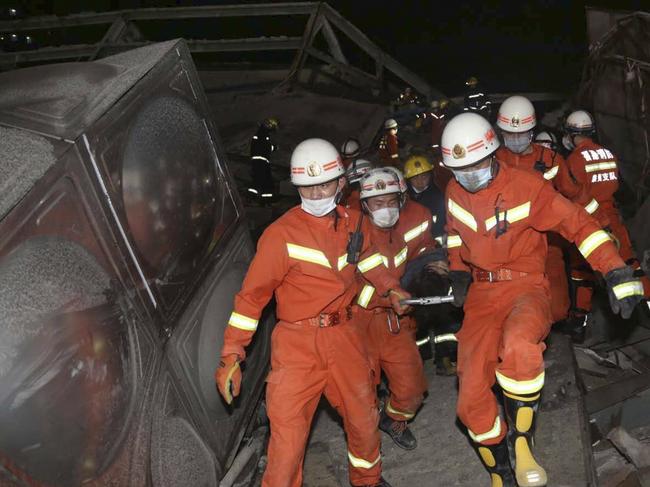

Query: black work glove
left=604, top=266, right=645, bottom=319
left=449, top=270, right=472, bottom=308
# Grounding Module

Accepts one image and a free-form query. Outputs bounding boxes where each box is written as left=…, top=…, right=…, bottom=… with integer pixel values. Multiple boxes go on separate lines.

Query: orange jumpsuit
left=445, top=163, right=624, bottom=445
left=357, top=200, right=434, bottom=421
left=566, top=139, right=650, bottom=312
left=378, top=132, right=400, bottom=167
left=496, top=143, right=585, bottom=322
left=221, top=205, right=400, bottom=487
left=343, top=187, right=362, bottom=211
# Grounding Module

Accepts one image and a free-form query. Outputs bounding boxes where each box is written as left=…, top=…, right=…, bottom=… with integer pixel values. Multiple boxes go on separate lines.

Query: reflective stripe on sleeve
left=338, top=254, right=349, bottom=271
left=358, top=253, right=386, bottom=273
left=448, top=199, right=478, bottom=231
left=543, top=165, right=559, bottom=180
left=404, top=221, right=430, bottom=242
left=495, top=370, right=544, bottom=395
left=585, top=161, right=617, bottom=173
left=612, top=281, right=645, bottom=300
left=468, top=416, right=502, bottom=443
left=447, top=234, right=462, bottom=248
left=357, top=285, right=376, bottom=308
left=578, top=230, right=611, bottom=259
left=394, top=247, right=408, bottom=267
left=287, top=243, right=331, bottom=268
left=584, top=198, right=599, bottom=215
left=485, top=201, right=531, bottom=231
left=347, top=451, right=381, bottom=469
left=228, top=312, right=259, bottom=331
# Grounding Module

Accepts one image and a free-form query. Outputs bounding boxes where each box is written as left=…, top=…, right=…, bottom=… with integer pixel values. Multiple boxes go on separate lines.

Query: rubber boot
left=503, top=391, right=547, bottom=486
left=473, top=438, right=517, bottom=487
left=379, top=410, right=417, bottom=450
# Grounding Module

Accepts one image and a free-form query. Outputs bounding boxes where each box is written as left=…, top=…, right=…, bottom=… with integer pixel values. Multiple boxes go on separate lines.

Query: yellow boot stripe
left=516, top=407, right=534, bottom=433
left=514, top=436, right=547, bottom=487
left=478, top=447, right=496, bottom=467
left=491, top=473, right=504, bottom=487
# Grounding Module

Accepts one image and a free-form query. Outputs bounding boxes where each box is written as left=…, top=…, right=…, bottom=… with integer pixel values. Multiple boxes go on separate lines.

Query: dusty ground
left=302, top=333, right=589, bottom=487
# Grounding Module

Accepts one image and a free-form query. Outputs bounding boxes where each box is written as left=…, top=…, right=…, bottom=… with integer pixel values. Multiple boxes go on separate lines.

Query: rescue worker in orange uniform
left=429, top=99, right=449, bottom=152
left=442, top=113, right=645, bottom=487
left=378, top=119, right=401, bottom=168
left=342, top=158, right=373, bottom=210
left=563, top=109, right=650, bottom=331
left=215, top=138, right=410, bottom=487
left=342, top=137, right=362, bottom=168
left=495, top=96, right=593, bottom=324
left=356, top=167, right=434, bottom=450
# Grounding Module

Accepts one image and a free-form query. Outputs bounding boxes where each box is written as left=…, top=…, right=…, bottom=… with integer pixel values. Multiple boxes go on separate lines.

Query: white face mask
left=453, top=164, right=493, bottom=193
left=301, top=193, right=338, bottom=217
left=562, top=134, right=575, bottom=151
left=503, top=131, right=533, bottom=154
left=371, top=207, right=400, bottom=228
left=411, top=184, right=429, bottom=194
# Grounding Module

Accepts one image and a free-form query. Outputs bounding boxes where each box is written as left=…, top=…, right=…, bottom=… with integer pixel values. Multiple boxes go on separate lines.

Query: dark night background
left=5, top=0, right=649, bottom=96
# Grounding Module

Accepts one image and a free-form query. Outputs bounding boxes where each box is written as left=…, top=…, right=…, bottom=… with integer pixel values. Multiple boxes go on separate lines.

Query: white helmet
left=384, top=118, right=398, bottom=130
left=290, top=138, right=345, bottom=186
left=359, top=167, right=405, bottom=200
left=565, top=110, right=595, bottom=134
left=534, top=131, right=557, bottom=149
left=441, top=113, right=500, bottom=168
left=497, top=95, right=536, bottom=133
left=341, top=138, right=360, bottom=158
left=345, top=158, right=373, bottom=184
left=382, top=166, right=408, bottom=193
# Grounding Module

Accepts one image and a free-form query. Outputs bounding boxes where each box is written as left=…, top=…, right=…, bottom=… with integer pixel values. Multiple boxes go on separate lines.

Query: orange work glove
left=215, top=354, right=242, bottom=405
left=388, top=288, right=412, bottom=316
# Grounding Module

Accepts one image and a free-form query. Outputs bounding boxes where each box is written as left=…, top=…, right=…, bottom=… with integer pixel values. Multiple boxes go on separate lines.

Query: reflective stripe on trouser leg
left=322, top=321, right=382, bottom=486
left=455, top=286, right=505, bottom=445
left=497, top=282, right=551, bottom=397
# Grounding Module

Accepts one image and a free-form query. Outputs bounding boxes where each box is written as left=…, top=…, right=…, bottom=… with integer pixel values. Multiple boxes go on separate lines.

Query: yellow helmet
left=440, top=99, right=450, bottom=109
left=404, top=155, right=433, bottom=179
left=263, top=118, right=279, bottom=130
left=465, top=76, right=478, bottom=87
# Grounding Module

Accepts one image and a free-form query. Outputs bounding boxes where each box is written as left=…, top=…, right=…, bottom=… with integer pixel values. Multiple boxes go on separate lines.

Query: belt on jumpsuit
left=473, top=268, right=530, bottom=282
left=292, top=306, right=354, bottom=327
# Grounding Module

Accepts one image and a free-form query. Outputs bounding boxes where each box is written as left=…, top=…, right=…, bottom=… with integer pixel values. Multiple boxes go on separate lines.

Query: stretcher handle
left=400, top=295, right=454, bottom=306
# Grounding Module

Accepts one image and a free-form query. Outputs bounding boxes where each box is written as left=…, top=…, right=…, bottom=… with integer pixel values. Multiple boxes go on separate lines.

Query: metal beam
left=0, top=37, right=304, bottom=65
left=320, top=17, right=347, bottom=65
left=89, top=17, right=127, bottom=61
left=585, top=371, right=650, bottom=414
left=320, top=3, right=434, bottom=98
left=305, top=46, right=378, bottom=86
left=0, top=3, right=318, bottom=32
